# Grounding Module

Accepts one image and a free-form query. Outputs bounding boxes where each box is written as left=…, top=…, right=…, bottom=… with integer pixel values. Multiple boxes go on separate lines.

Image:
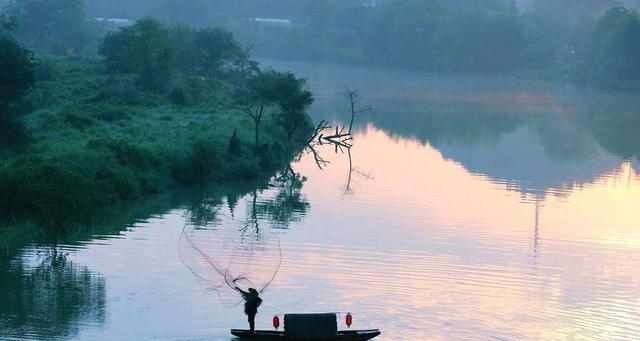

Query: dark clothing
left=240, top=290, right=263, bottom=315
left=248, top=314, right=256, bottom=333
left=238, top=288, right=262, bottom=332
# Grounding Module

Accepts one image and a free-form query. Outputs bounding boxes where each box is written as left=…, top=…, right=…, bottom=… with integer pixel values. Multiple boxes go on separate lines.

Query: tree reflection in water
left=179, top=91, right=373, bottom=304
left=0, top=248, right=106, bottom=340
left=178, top=119, right=369, bottom=304
left=179, top=166, right=312, bottom=304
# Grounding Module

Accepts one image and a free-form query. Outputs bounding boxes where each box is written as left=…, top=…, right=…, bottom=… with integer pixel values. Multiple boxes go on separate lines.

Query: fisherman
left=236, top=287, right=263, bottom=333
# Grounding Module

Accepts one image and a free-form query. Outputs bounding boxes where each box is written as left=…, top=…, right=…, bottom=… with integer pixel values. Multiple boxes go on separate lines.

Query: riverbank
left=0, top=56, right=307, bottom=229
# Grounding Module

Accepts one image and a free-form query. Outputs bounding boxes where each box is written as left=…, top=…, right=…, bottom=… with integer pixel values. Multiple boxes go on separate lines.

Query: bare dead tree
left=301, top=120, right=332, bottom=169
left=344, top=148, right=354, bottom=196
left=294, top=90, right=373, bottom=193
left=305, top=143, right=330, bottom=170
left=321, top=125, right=353, bottom=148
left=343, top=88, right=373, bottom=134
left=306, top=120, right=331, bottom=146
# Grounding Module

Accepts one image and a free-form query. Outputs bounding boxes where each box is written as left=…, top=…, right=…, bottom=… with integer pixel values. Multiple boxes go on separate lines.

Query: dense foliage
left=2, top=0, right=100, bottom=55
left=228, top=0, right=556, bottom=74
left=0, top=34, right=33, bottom=110
left=0, top=32, right=34, bottom=149
left=0, top=14, right=314, bottom=228
left=100, top=18, right=174, bottom=93
left=6, top=0, right=640, bottom=88
left=99, top=18, right=249, bottom=95
left=2, top=0, right=640, bottom=229
left=221, top=0, right=640, bottom=89
left=574, top=6, right=640, bottom=88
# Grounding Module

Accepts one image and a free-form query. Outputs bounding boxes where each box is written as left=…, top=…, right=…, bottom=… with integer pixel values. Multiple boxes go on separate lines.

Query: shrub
left=228, top=129, right=242, bottom=157
left=94, top=107, right=132, bottom=122
left=63, top=112, right=94, bottom=131
left=230, top=156, right=261, bottom=180
left=185, top=76, right=206, bottom=104
left=93, top=79, right=140, bottom=105
left=171, top=141, right=222, bottom=185
left=87, top=138, right=159, bottom=170
left=0, top=116, right=29, bottom=151
left=255, top=142, right=285, bottom=171
left=95, top=165, right=141, bottom=201
left=168, top=86, right=188, bottom=106
left=33, top=56, right=60, bottom=81
left=0, top=157, right=116, bottom=227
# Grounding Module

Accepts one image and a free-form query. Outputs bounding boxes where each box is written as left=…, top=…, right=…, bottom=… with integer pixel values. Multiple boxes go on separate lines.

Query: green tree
left=0, top=34, right=34, bottom=149
left=169, top=25, right=245, bottom=79
left=0, top=34, right=34, bottom=114
left=99, top=18, right=175, bottom=93
left=361, top=0, right=440, bottom=68
left=264, top=71, right=314, bottom=141
left=597, top=7, right=640, bottom=81
left=433, top=9, right=528, bottom=73
left=3, top=0, right=95, bottom=55
left=169, top=24, right=197, bottom=76
left=232, top=69, right=313, bottom=148
left=192, top=27, right=244, bottom=78
left=232, top=69, right=269, bottom=149
left=0, top=14, right=16, bottom=33
left=580, top=7, right=640, bottom=88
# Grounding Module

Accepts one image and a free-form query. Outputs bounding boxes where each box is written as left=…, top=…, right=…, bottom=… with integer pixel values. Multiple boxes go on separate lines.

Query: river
left=1, top=60, right=639, bottom=341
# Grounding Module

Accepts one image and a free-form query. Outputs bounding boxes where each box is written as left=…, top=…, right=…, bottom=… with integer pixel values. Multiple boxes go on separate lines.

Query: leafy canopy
left=0, top=34, right=34, bottom=111
left=255, top=70, right=314, bottom=140
left=3, top=0, right=96, bottom=55
left=99, top=18, right=175, bottom=93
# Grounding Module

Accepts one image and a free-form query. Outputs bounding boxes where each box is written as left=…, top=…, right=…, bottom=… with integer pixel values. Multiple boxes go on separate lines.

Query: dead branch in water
left=343, top=88, right=373, bottom=134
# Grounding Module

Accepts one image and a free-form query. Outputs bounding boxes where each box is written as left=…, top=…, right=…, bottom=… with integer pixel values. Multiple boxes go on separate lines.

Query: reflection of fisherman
left=236, top=288, right=262, bottom=333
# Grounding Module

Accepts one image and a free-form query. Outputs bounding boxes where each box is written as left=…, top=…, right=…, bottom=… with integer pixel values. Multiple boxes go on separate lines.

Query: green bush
left=93, top=107, right=133, bottom=122
left=171, top=140, right=223, bottom=185
left=87, top=138, right=159, bottom=170
left=230, top=156, right=261, bottom=180
left=89, top=79, right=131, bottom=105
left=33, top=56, right=60, bottom=82
left=95, top=165, right=142, bottom=201
left=228, top=129, right=242, bottom=157
left=0, top=157, right=116, bottom=227
left=0, top=29, right=312, bottom=231
left=255, top=142, right=287, bottom=171
left=168, top=86, right=189, bottom=106
left=63, top=112, right=94, bottom=131
left=185, top=76, right=206, bottom=103
left=0, top=116, right=29, bottom=151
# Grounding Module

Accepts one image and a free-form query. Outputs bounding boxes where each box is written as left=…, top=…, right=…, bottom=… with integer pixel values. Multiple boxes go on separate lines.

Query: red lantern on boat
left=346, top=313, right=353, bottom=328
left=273, top=315, right=280, bottom=330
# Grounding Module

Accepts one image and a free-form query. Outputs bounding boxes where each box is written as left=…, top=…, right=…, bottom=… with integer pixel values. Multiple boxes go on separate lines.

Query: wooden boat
left=230, top=329, right=381, bottom=340
left=231, top=313, right=381, bottom=340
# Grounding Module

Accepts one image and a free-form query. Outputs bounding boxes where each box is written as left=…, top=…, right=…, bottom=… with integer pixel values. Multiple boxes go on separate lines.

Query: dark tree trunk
left=254, top=117, right=260, bottom=149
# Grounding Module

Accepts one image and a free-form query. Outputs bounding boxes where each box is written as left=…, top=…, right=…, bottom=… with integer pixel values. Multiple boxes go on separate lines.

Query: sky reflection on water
left=279, top=124, right=640, bottom=340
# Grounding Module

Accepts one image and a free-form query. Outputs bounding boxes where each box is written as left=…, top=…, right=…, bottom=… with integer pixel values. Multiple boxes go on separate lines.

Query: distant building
left=252, top=18, right=294, bottom=27
left=94, top=17, right=133, bottom=30
left=244, top=18, right=306, bottom=29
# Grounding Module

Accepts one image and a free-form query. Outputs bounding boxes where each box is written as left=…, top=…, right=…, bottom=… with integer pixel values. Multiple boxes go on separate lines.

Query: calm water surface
left=2, top=61, right=640, bottom=340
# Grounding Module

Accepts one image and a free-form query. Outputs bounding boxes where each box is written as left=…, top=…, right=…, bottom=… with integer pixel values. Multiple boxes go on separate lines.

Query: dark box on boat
left=284, top=313, right=338, bottom=337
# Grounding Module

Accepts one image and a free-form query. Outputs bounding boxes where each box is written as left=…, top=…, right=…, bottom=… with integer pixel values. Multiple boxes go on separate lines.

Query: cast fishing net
left=178, top=193, right=286, bottom=305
